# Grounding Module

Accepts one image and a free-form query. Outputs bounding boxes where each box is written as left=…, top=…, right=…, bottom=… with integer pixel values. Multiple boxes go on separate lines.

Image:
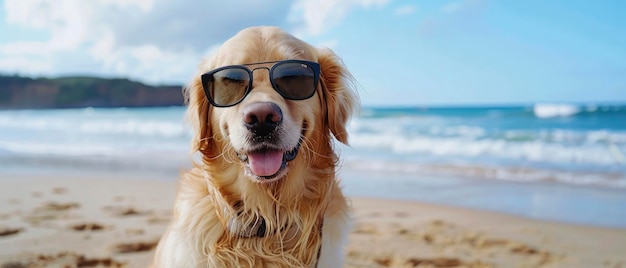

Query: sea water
left=1, top=103, right=625, bottom=226
left=347, top=104, right=626, bottom=187
left=0, top=106, right=190, bottom=177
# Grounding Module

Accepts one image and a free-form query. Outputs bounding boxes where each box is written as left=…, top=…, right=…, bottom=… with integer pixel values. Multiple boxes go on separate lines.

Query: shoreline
left=339, top=168, right=626, bottom=228
left=0, top=174, right=625, bottom=267
left=2, top=164, right=626, bottom=228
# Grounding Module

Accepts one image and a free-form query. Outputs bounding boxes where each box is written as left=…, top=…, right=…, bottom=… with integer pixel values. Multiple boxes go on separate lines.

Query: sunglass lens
left=272, top=62, right=316, bottom=100
left=209, top=68, right=249, bottom=106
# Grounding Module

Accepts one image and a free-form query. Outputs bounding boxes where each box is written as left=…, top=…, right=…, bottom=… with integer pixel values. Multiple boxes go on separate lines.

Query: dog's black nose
left=243, top=102, right=283, bottom=137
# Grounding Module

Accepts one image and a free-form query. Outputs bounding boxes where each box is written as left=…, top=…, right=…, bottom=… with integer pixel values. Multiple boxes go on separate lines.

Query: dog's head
left=186, top=26, right=357, bottom=185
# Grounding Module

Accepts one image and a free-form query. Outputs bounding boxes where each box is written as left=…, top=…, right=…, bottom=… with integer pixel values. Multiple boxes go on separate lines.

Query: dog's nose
left=243, top=102, right=283, bottom=136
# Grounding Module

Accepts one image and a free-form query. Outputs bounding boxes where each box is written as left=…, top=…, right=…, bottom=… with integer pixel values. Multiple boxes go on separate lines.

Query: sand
left=0, top=175, right=624, bottom=268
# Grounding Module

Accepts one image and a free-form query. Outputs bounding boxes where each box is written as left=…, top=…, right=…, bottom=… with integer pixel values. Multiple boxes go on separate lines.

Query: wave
left=348, top=117, right=626, bottom=169
left=0, top=110, right=189, bottom=138
left=349, top=133, right=626, bottom=167
left=533, top=103, right=581, bottom=118
left=343, top=160, right=626, bottom=188
left=0, top=108, right=190, bottom=158
left=361, top=103, right=626, bottom=120
left=0, top=140, right=188, bottom=157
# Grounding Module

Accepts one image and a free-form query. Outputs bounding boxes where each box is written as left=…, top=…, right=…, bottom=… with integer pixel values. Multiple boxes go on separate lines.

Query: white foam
left=533, top=103, right=581, bottom=118
left=343, top=160, right=626, bottom=188
left=0, top=139, right=188, bottom=157
left=0, top=113, right=187, bottom=138
left=349, top=114, right=626, bottom=168
left=0, top=140, right=119, bottom=156
left=77, top=120, right=187, bottom=137
left=0, top=108, right=189, bottom=159
left=349, top=131, right=624, bottom=166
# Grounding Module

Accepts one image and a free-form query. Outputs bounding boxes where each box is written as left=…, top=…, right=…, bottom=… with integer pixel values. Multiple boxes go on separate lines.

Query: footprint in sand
left=373, top=257, right=392, bottom=266
left=23, top=201, right=81, bottom=225
left=102, top=206, right=151, bottom=217
left=0, top=252, right=125, bottom=268
left=36, top=201, right=80, bottom=211
left=111, top=239, right=159, bottom=253
left=70, top=223, right=107, bottom=231
left=405, top=257, right=492, bottom=268
left=146, top=216, right=171, bottom=225
left=125, top=228, right=145, bottom=235
left=0, top=227, right=23, bottom=237
left=353, top=222, right=378, bottom=235
left=347, top=250, right=494, bottom=268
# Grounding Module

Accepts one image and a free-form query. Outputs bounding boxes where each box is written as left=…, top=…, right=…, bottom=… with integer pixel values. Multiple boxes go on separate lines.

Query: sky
left=0, top=0, right=625, bottom=106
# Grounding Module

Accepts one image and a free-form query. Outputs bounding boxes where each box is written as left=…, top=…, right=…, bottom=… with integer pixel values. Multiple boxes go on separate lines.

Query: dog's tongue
left=248, top=150, right=284, bottom=177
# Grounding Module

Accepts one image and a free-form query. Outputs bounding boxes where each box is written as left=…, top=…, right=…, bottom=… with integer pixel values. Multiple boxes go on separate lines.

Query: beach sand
left=0, top=175, right=624, bottom=268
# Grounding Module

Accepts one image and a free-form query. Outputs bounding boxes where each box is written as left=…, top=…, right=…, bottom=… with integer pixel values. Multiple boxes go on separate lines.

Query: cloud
left=0, top=56, right=54, bottom=74
left=4, top=0, right=97, bottom=53
left=289, top=0, right=390, bottom=37
left=1, top=0, right=295, bottom=84
left=395, top=5, right=417, bottom=16
left=108, top=1, right=293, bottom=52
left=5, top=0, right=293, bottom=54
left=0, top=0, right=388, bottom=84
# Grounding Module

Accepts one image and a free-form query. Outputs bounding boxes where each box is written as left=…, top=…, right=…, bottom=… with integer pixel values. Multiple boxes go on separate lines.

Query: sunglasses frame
left=200, top=59, right=321, bottom=108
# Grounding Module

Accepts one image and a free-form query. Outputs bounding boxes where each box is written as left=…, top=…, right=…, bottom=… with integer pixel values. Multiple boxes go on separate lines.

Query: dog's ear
left=184, top=75, right=214, bottom=157
left=317, top=48, right=359, bottom=145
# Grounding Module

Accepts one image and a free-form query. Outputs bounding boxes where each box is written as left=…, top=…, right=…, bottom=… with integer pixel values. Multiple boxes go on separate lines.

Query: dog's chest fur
left=172, top=169, right=333, bottom=267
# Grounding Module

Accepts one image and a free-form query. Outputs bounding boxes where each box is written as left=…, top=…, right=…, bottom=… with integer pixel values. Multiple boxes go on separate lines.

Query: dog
left=151, top=26, right=358, bottom=267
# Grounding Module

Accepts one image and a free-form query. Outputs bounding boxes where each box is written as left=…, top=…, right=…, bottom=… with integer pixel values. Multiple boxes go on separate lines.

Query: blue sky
left=0, top=0, right=624, bottom=106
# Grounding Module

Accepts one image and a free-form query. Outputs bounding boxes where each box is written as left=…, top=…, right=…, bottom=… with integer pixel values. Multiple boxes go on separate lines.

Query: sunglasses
left=200, top=60, right=321, bottom=107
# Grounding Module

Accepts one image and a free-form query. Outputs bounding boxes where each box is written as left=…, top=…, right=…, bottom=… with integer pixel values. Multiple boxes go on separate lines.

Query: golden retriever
left=151, top=26, right=358, bottom=267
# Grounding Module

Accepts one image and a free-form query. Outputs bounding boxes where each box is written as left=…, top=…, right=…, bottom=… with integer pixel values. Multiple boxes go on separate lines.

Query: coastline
left=0, top=174, right=624, bottom=267
left=339, top=168, right=626, bottom=228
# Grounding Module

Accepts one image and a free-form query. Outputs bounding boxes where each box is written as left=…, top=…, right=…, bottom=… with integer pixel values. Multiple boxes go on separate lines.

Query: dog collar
left=225, top=201, right=325, bottom=268
left=227, top=214, right=267, bottom=238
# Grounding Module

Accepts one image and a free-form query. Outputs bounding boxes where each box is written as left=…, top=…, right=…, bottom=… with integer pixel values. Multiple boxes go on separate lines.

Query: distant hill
left=0, top=75, right=184, bottom=109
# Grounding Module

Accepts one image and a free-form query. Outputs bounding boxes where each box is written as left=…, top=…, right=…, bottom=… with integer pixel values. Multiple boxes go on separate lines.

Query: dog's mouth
left=237, top=142, right=301, bottom=182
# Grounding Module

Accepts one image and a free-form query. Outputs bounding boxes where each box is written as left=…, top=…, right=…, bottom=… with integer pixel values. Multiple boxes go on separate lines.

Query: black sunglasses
left=200, top=60, right=321, bottom=107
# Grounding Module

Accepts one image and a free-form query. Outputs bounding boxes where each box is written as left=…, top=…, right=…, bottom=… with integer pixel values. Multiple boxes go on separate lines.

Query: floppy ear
left=184, top=75, right=214, bottom=158
left=317, top=48, right=359, bottom=145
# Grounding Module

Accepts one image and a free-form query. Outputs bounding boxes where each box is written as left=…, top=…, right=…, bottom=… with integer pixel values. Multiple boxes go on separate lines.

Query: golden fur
left=151, top=27, right=358, bottom=267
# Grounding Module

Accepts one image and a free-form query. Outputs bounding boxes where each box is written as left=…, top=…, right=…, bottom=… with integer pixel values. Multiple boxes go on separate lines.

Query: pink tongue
left=248, top=150, right=284, bottom=177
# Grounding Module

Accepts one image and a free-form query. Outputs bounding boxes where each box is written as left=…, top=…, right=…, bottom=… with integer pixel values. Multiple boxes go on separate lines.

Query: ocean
left=1, top=103, right=625, bottom=227
left=349, top=104, right=626, bottom=187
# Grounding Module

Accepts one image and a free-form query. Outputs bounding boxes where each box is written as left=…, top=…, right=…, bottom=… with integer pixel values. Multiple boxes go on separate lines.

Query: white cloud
left=99, top=0, right=154, bottom=12
left=0, top=0, right=386, bottom=84
left=289, top=0, right=390, bottom=37
left=0, top=56, right=53, bottom=75
left=1, top=0, right=294, bottom=84
left=395, top=5, right=417, bottom=16
left=4, top=0, right=290, bottom=54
